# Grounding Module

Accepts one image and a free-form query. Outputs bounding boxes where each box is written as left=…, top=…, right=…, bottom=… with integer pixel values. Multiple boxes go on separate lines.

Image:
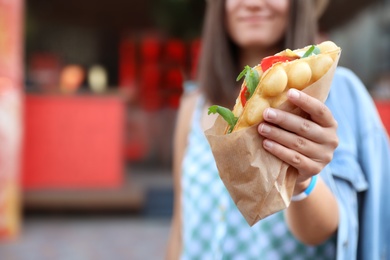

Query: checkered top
left=180, top=96, right=336, bottom=260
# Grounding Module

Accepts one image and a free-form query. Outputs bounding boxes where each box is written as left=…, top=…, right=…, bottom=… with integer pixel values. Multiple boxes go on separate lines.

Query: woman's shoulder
left=178, top=87, right=202, bottom=116
left=332, top=67, right=374, bottom=96
left=334, top=66, right=358, bottom=80
left=328, top=66, right=384, bottom=131
left=332, top=67, right=364, bottom=90
left=175, top=87, right=203, bottom=134
left=329, top=66, right=372, bottom=104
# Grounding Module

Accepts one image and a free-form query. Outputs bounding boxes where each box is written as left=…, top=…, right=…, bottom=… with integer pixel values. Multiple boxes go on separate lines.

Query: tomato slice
left=240, top=85, right=248, bottom=106
left=260, top=55, right=297, bottom=72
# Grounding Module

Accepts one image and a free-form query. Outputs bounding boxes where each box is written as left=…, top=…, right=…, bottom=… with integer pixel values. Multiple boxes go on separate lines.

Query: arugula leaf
left=208, top=105, right=238, bottom=133
left=301, top=45, right=320, bottom=58
left=236, top=65, right=251, bottom=81
left=237, top=66, right=260, bottom=100
left=245, top=69, right=259, bottom=98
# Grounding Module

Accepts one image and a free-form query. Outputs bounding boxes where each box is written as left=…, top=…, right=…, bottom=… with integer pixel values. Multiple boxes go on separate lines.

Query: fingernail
left=264, top=139, right=273, bottom=149
left=260, top=124, right=271, bottom=134
left=288, top=89, right=300, bottom=99
left=265, top=108, right=277, bottom=119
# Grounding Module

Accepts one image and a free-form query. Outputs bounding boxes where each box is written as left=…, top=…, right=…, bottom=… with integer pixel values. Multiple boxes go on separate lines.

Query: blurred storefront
left=24, top=0, right=205, bottom=168
left=19, top=0, right=206, bottom=214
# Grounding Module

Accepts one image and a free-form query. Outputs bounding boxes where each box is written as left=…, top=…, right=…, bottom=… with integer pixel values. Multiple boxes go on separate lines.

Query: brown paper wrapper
left=205, top=52, right=341, bottom=226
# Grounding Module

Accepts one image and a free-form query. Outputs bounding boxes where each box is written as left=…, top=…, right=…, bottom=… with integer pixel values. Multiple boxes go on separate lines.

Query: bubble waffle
left=228, top=41, right=340, bottom=134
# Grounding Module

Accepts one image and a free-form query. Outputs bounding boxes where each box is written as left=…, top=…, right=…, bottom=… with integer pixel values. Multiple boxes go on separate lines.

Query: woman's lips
left=240, top=15, right=271, bottom=24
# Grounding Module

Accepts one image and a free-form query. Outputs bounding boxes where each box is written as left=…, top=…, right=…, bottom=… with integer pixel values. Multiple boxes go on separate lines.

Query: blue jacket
left=322, top=67, right=390, bottom=260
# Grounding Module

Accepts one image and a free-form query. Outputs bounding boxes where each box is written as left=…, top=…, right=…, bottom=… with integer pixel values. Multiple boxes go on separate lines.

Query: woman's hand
left=258, top=88, right=339, bottom=192
left=258, top=88, right=340, bottom=245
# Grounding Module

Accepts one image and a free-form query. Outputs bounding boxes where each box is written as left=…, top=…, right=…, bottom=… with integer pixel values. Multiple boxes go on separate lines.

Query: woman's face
left=225, top=0, right=289, bottom=49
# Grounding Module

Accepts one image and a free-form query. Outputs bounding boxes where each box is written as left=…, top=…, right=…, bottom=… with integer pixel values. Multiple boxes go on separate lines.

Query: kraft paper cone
left=205, top=51, right=340, bottom=226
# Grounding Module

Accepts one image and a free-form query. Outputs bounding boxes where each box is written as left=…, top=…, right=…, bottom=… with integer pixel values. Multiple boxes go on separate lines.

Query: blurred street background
left=0, top=0, right=390, bottom=259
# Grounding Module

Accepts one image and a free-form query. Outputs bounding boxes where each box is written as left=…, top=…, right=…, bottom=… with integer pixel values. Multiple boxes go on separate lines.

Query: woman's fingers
left=257, top=89, right=339, bottom=177
left=287, top=89, right=338, bottom=128
left=262, top=138, right=325, bottom=178
left=259, top=122, right=333, bottom=162
left=260, top=107, right=338, bottom=147
left=259, top=123, right=334, bottom=177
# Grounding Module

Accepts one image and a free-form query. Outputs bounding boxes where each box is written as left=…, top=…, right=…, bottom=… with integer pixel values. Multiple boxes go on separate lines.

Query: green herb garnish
left=236, top=65, right=251, bottom=81
left=301, top=45, right=321, bottom=58
left=236, top=66, right=260, bottom=99
left=208, top=105, right=238, bottom=134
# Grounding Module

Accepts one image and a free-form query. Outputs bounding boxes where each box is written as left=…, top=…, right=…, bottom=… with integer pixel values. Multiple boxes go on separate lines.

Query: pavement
left=0, top=214, right=172, bottom=260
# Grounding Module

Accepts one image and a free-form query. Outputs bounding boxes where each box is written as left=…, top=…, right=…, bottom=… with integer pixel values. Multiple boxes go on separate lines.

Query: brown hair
left=197, top=0, right=319, bottom=107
